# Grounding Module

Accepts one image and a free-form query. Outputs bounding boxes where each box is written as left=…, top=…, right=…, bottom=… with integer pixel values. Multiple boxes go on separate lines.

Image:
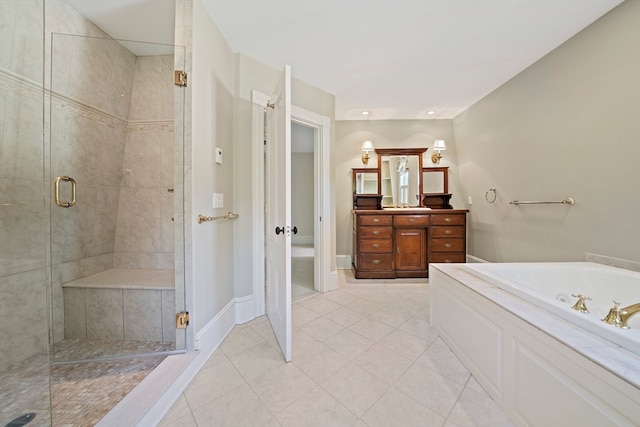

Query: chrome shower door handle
left=54, top=176, right=76, bottom=208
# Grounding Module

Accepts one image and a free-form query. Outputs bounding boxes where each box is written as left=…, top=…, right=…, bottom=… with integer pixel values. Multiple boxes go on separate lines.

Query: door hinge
left=174, top=70, right=188, bottom=87
left=176, top=311, right=189, bottom=328
left=266, top=100, right=275, bottom=109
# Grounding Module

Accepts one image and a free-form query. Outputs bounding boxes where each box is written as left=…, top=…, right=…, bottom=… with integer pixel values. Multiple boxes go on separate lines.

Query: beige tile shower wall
left=113, top=55, right=175, bottom=270
left=63, top=287, right=175, bottom=342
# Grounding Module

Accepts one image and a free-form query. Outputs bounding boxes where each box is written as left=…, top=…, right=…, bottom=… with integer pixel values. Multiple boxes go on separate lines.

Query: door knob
left=292, top=226, right=298, bottom=235
left=275, top=226, right=285, bottom=235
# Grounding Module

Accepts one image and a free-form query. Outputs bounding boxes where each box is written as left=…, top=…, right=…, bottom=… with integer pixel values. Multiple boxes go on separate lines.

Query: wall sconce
left=431, top=139, right=446, bottom=164
left=361, top=140, right=374, bottom=165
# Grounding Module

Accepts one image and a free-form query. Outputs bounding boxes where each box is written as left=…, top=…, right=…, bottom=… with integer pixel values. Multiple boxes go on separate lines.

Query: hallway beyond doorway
left=292, top=244, right=316, bottom=301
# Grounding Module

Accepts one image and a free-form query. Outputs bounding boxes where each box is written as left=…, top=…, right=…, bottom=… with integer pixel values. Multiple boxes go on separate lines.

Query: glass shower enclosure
left=47, top=33, right=187, bottom=363
left=1, top=1, right=187, bottom=423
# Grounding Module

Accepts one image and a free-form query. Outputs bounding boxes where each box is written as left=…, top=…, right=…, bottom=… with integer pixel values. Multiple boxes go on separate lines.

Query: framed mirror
left=422, top=167, right=448, bottom=194
left=352, top=168, right=379, bottom=194
left=375, top=148, right=427, bottom=207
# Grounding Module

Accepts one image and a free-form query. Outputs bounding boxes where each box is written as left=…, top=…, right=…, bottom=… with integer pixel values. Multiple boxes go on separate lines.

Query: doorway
left=251, top=91, right=335, bottom=319
left=291, top=122, right=317, bottom=301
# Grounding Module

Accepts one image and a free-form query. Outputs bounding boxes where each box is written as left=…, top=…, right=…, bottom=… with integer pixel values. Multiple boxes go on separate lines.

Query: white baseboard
left=97, top=298, right=237, bottom=427
left=324, top=269, right=338, bottom=292
left=195, top=298, right=237, bottom=351
left=466, top=254, right=489, bottom=263
left=336, top=255, right=351, bottom=270
left=235, top=294, right=256, bottom=324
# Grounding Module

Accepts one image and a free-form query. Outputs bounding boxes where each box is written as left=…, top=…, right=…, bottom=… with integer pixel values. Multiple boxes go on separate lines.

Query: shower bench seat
left=62, top=268, right=176, bottom=343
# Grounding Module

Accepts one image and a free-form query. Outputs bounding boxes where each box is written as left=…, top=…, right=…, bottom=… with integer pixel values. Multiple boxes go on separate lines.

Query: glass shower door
left=48, top=34, right=186, bottom=363
left=0, top=1, right=51, bottom=425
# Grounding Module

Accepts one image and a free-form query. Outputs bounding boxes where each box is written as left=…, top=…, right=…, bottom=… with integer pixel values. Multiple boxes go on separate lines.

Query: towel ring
left=485, top=187, right=497, bottom=204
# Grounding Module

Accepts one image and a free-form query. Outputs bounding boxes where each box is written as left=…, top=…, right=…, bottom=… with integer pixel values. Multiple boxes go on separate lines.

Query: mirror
left=352, top=168, right=379, bottom=194
left=375, top=148, right=427, bottom=207
left=422, top=167, right=448, bottom=194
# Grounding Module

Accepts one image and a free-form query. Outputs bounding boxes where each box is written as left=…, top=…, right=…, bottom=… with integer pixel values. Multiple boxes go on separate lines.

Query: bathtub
left=461, top=262, right=640, bottom=355
left=430, top=263, right=640, bottom=426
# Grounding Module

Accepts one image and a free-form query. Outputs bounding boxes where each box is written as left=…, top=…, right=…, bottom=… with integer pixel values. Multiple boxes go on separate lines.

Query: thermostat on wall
left=216, top=147, right=223, bottom=164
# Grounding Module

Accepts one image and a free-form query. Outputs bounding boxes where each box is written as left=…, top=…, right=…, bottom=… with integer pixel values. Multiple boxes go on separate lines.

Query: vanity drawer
left=431, top=226, right=465, bottom=238
left=359, top=215, right=392, bottom=226
left=358, top=226, right=392, bottom=239
left=359, top=254, right=393, bottom=271
left=360, top=239, right=393, bottom=253
left=394, top=215, right=430, bottom=227
left=431, top=214, right=465, bottom=226
left=430, top=253, right=466, bottom=263
left=430, top=238, right=465, bottom=252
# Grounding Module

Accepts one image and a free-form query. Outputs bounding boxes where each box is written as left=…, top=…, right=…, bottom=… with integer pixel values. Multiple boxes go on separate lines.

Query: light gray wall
left=187, top=0, right=236, bottom=332
left=335, top=119, right=460, bottom=259
left=292, top=152, right=314, bottom=241
left=453, top=0, right=640, bottom=263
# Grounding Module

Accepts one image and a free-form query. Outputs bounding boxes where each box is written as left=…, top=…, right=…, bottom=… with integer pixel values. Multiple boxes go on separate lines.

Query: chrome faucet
left=602, top=301, right=640, bottom=329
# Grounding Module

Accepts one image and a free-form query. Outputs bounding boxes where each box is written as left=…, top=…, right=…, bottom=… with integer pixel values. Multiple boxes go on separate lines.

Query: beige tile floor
left=159, top=270, right=514, bottom=427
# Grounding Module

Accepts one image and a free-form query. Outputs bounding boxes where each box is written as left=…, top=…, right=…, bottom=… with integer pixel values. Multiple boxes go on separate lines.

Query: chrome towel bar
left=197, top=212, right=239, bottom=223
left=509, top=197, right=575, bottom=206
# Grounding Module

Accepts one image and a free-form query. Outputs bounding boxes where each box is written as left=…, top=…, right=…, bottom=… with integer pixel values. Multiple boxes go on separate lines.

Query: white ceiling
left=63, top=0, right=623, bottom=120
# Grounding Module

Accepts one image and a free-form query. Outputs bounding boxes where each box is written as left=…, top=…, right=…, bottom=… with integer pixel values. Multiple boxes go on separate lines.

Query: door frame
left=251, top=90, right=335, bottom=316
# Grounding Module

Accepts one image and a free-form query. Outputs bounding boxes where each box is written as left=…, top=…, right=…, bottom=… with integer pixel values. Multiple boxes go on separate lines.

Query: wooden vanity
left=352, top=209, right=468, bottom=279
left=351, top=146, right=467, bottom=279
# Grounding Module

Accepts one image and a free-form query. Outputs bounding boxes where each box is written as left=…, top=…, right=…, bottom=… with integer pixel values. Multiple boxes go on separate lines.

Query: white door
left=265, top=66, right=292, bottom=361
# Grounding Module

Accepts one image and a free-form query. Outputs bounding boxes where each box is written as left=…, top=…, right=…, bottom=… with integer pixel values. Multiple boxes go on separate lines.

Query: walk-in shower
left=48, top=33, right=185, bottom=364
left=1, top=0, right=186, bottom=424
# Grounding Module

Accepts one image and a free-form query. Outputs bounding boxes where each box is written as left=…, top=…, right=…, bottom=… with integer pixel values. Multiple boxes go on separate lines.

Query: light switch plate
left=216, top=147, right=223, bottom=164
left=212, top=193, right=224, bottom=208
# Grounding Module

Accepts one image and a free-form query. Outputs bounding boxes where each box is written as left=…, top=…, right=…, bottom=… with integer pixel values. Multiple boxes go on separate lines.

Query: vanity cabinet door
left=395, top=228, right=426, bottom=273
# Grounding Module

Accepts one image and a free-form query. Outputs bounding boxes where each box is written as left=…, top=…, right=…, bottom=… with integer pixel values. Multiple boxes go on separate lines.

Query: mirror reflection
left=422, top=167, right=448, bottom=194
left=354, top=171, right=378, bottom=194
left=380, top=155, right=420, bottom=207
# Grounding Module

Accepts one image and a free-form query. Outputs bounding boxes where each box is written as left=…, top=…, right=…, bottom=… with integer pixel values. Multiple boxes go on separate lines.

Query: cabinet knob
left=444, top=230, right=452, bottom=235
left=444, top=243, right=452, bottom=248
left=373, top=230, right=379, bottom=235
left=444, top=259, right=452, bottom=263
left=408, top=218, right=415, bottom=223
left=372, top=243, right=380, bottom=248
left=373, top=218, right=380, bottom=223
left=444, top=217, right=452, bottom=223
left=372, top=259, right=381, bottom=265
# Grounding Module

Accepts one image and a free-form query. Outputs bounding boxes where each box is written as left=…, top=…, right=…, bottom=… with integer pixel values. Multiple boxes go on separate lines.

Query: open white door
left=265, top=66, right=292, bottom=361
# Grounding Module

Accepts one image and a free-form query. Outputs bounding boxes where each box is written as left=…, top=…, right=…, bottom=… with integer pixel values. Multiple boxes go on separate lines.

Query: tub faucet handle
left=602, top=301, right=640, bottom=330
left=571, top=294, right=591, bottom=313
left=602, top=301, right=628, bottom=329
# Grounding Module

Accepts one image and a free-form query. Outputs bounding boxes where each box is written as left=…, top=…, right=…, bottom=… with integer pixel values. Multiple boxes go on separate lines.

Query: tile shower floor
left=160, top=270, right=514, bottom=427
left=1, top=340, right=171, bottom=427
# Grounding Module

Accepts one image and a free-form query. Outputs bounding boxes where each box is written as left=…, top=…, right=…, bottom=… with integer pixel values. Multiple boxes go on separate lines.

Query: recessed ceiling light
left=427, top=110, right=436, bottom=115
left=361, top=111, right=370, bottom=116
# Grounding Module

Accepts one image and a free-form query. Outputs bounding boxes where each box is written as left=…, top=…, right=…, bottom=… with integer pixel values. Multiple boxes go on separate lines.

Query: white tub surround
left=430, top=264, right=640, bottom=427
left=461, top=262, right=640, bottom=354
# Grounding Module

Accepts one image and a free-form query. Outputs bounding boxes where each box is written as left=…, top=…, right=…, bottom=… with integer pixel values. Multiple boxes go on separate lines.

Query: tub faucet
left=602, top=301, right=640, bottom=329
left=571, top=294, right=591, bottom=313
